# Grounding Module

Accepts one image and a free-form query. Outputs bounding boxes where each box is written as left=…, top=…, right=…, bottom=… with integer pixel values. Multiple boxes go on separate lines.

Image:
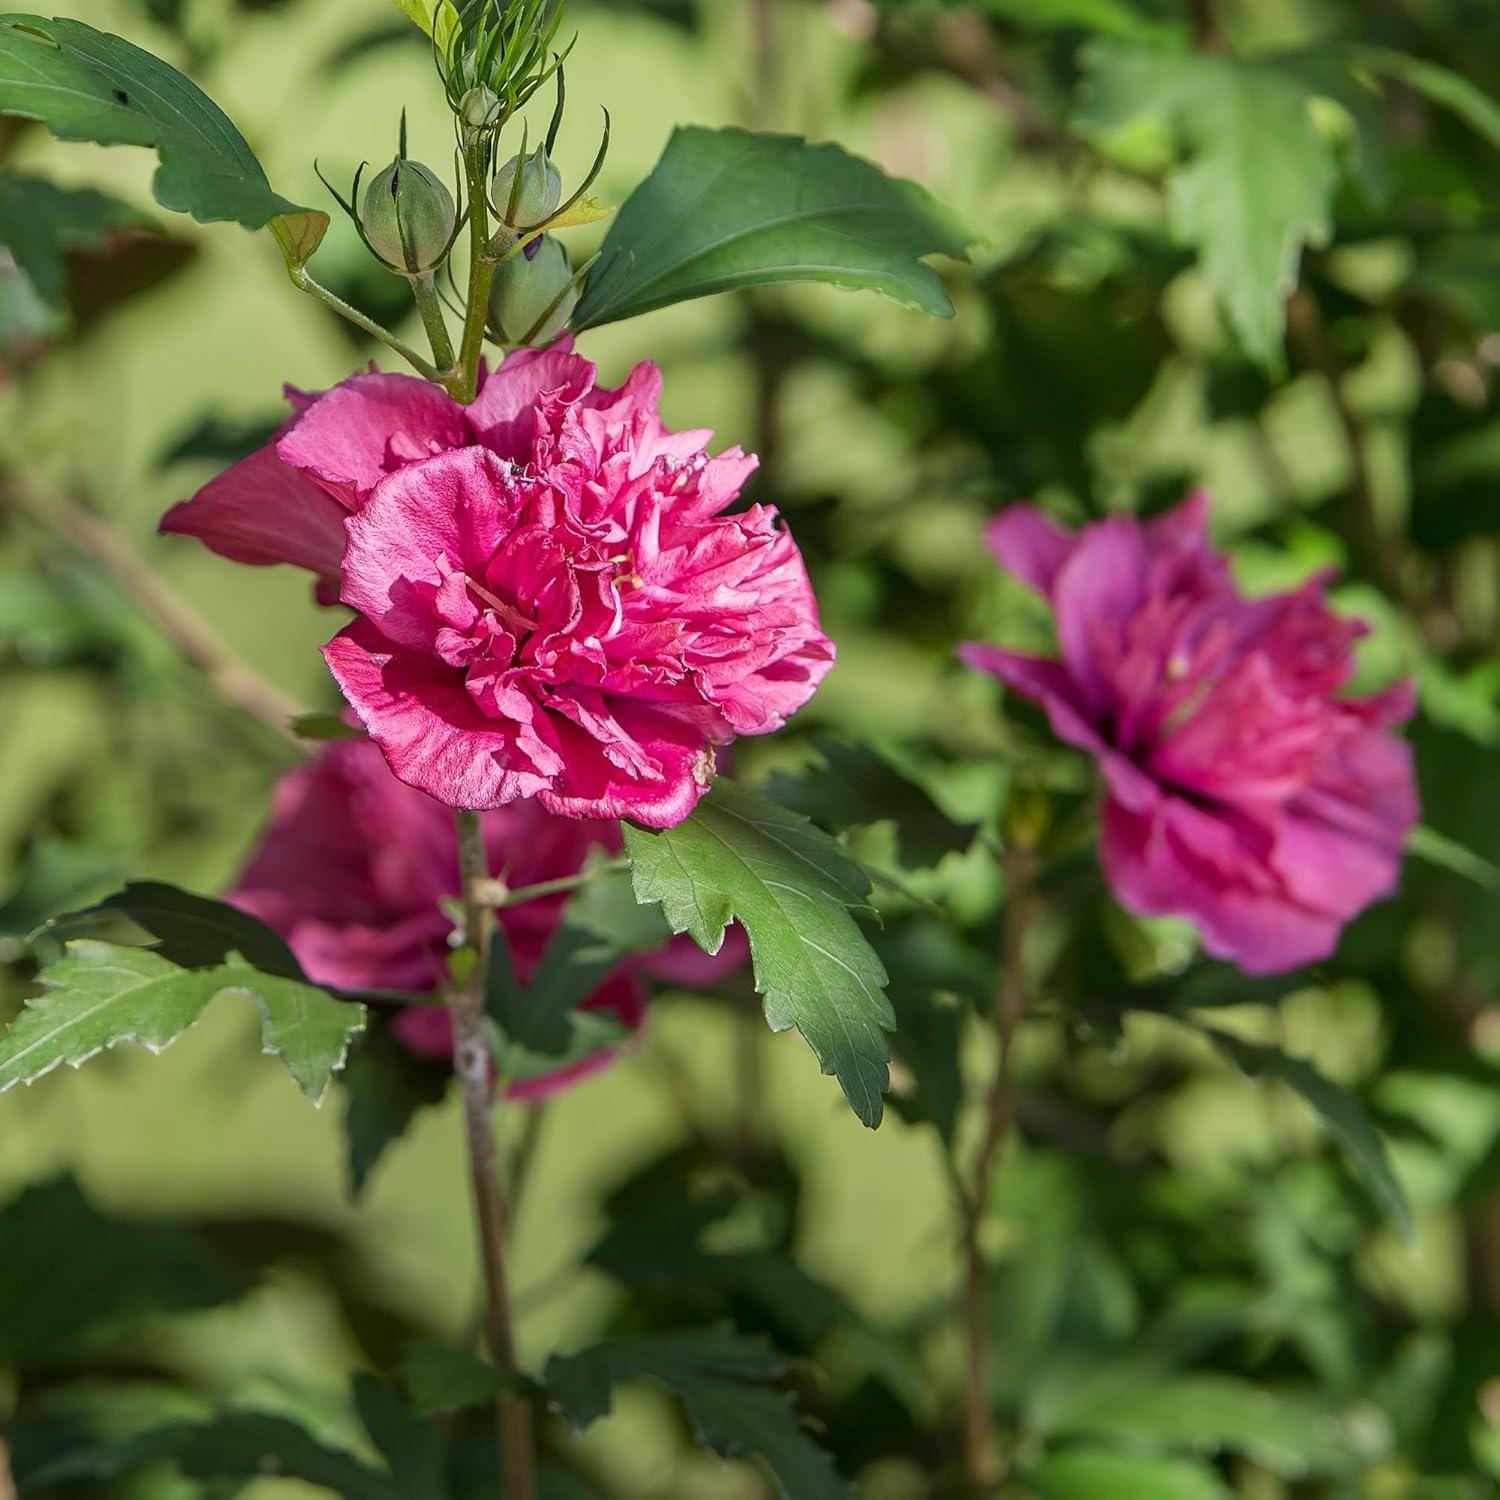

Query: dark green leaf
left=399, top=1338, right=505, bottom=1416
left=340, top=1026, right=449, bottom=1198
left=764, top=740, right=976, bottom=869
left=0, top=171, right=148, bottom=310
left=544, top=1329, right=847, bottom=1500
left=24, top=1412, right=401, bottom=1498
left=0, top=1175, right=254, bottom=1367
left=624, top=780, right=893, bottom=1127
left=291, top=712, right=367, bottom=742
left=228, top=960, right=366, bottom=1102
left=1078, top=48, right=1339, bottom=364
left=353, top=1375, right=448, bottom=1495
left=0, top=837, right=120, bottom=941
left=1206, top=1029, right=1411, bottom=1238
left=574, top=125, right=971, bottom=329
left=0, top=15, right=327, bottom=265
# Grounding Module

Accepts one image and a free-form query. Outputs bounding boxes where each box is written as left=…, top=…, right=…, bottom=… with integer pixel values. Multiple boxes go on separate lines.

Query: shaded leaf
left=1206, top=1029, right=1411, bottom=1237
left=0, top=171, right=148, bottom=310
left=574, top=126, right=971, bottom=329
left=354, top=1375, right=448, bottom=1494
left=231, top=962, right=366, bottom=1103
left=0, top=1175, right=254, bottom=1367
left=340, top=1026, right=449, bottom=1198
left=400, top=1339, right=505, bottom=1416
left=764, top=739, right=976, bottom=869
left=0, top=15, right=327, bottom=266
left=624, top=780, right=893, bottom=1127
left=544, top=1329, right=846, bottom=1500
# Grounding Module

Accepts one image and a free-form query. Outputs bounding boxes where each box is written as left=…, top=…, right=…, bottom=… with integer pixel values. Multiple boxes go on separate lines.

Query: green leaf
left=544, top=1329, right=847, bottom=1500
left=485, top=862, right=669, bottom=1079
left=1078, top=48, right=1339, bottom=365
left=574, top=125, right=971, bottom=329
left=1036, top=1373, right=1364, bottom=1477
left=0, top=940, right=226, bottom=1093
left=399, top=1338, right=505, bottom=1416
left=24, top=1412, right=401, bottom=1499
left=0, top=938, right=363, bottom=1103
left=291, top=712, right=366, bottom=742
left=1352, top=47, right=1500, bottom=155
left=228, top=961, right=366, bottom=1103
left=624, top=780, right=894, bottom=1127
left=764, top=739, right=976, bottom=870
left=1205, top=1029, right=1412, bottom=1238
left=1025, top=1448, right=1229, bottom=1500
left=0, top=1175, right=254, bottom=1368
left=340, top=1027, right=449, bottom=1199
left=0, top=15, right=327, bottom=268
left=975, top=0, right=1186, bottom=44
left=0, top=171, right=148, bottom=310
left=353, top=1376, right=448, bottom=1498
left=56, top=880, right=306, bottom=978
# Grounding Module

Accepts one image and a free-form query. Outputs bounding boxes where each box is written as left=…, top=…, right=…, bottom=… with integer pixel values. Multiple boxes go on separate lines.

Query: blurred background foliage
left=3, top=0, right=1500, bottom=1495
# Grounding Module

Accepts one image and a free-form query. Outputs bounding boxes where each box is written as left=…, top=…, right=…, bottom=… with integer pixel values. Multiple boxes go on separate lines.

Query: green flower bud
left=459, top=85, right=501, bottom=134
left=492, top=145, right=562, bottom=227
left=361, top=158, right=456, bottom=275
left=488, top=235, right=577, bottom=345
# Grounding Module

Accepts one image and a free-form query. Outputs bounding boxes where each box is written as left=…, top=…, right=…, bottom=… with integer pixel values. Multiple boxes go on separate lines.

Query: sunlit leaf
left=624, top=781, right=893, bottom=1127
left=0, top=15, right=327, bottom=268
left=574, top=126, right=972, bottom=329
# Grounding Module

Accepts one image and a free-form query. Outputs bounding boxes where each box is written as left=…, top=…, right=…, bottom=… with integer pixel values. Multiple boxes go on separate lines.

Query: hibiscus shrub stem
left=957, top=846, right=1038, bottom=1495
left=451, top=808, right=539, bottom=1500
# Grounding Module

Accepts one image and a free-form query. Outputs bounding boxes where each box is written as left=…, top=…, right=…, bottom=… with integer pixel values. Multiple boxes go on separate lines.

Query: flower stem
left=411, top=271, right=458, bottom=371
left=957, top=847, right=1037, bottom=1495
left=450, top=139, right=500, bottom=404
left=288, top=266, right=443, bottom=382
left=451, top=809, right=538, bottom=1500
left=475, top=856, right=631, bottom=911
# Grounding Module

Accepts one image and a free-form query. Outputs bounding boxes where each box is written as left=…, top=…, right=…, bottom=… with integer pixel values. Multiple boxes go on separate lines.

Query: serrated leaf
left=544, top=1329, right=846, bottom=1500
left=1078, top=47, right=1339, bottom=365
left=0, top=15, right=327, bottom=269
left=0, top=940, right=226, bottom=1092
left=574, top=126, right=972, bottom=329
left=1206, top=1029, right=1411, bottom=1238
left=400, top=1339, right=505, bottom=1416
left=764, top=739, right=976, bottom=869
left=0, top=172, right=149, bottom=310
left=228, top=962, right=366, bottom=1103
left=624, top=781, right=893, bottom=1127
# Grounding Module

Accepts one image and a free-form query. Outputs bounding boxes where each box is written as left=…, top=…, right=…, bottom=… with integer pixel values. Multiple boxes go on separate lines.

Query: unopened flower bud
left=361, top=158, right=456, bottom=275
left=492, top=145, right=562, bottom=227
left=488, top=235, right=577, bottom=345
left=459, top=85, right=501, bottom=133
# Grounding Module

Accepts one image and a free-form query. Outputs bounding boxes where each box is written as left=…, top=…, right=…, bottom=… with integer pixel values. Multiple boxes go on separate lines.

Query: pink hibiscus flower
left=230, top=738, right=645, bottom=1100
left=960, top=494, right=1419, bottom=974
left=162, top=343, right=833, bottom=826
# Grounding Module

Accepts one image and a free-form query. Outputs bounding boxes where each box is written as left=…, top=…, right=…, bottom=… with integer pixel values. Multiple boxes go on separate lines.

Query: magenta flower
left=230, top=739, right=645, bottom=1100
left=960, top=495, right=1419, bottom=974
left=161, top=344, right=832, bottom=827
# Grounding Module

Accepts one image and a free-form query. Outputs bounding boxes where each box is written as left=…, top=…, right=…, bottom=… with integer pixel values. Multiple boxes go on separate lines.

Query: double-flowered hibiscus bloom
left=962, top=495, right=1419, bottom=974
left=232, top=739, right=650, bottom=1098
left=163, top=342, right=832, bottom=826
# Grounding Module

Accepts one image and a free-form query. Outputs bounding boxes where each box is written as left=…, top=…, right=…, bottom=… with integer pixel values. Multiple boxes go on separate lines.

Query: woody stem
left=450, top=809, right=537, bottom=1500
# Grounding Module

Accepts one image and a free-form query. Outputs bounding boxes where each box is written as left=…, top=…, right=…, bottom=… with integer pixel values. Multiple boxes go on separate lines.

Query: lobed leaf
left=544, top=1329, right=846, bottom=1500
left=624, top=780, right=893, bottom=1127
left=574, top=125, right=973, bottom=329
left=0, top=172, right=149, bottom=310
